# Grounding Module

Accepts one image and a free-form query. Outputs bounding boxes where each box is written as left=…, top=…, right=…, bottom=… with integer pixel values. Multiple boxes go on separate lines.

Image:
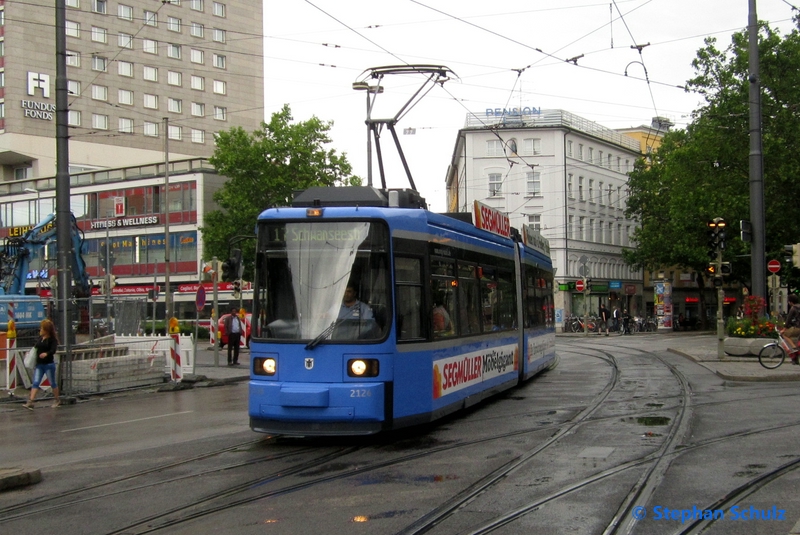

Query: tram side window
left=395, top=257, right=423, bottom=341
left=480, top=266, right=516, bottom=332
left=458, top=264, right=481, bottom=335
left=430, top=259, right=457, bottom=339
left=525, top=269, right=544, bottom=328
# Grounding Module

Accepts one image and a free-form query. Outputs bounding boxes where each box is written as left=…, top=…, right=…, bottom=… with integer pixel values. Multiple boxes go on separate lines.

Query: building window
left=93, top=0, right=107, bottom=14
left=588, top=147, right=594, bottom=164
left=617, top=186, right=622, bottom=208
left=212, top=28, right=226, bottom=43
left=143, top=122, right=158, bottom=137
left=167, top=71, right=182, bottom=86
left=523, top=138, right=541, bottom=155
left=92, top=55, right=108, bottom=72
left=168, top=125, right=182, bottom=140
left=578, top=144, right=583, bottom=160
left=67, top=80, right=80, bottom=95
left=526, top=172, right=541, bottom=196
left=190, top=49, right=204, bottom=64
left=588, top=179, right=594, bottom=203
left=66, top=51, right=80, bottom=67
left=119, top=117, right=134, bottom=134
left=191, top=129, right=205, bottom=143
left=608, top=154, right=613, bottom=168
left=13, top=166, right=31, bottom=180
left=143, top=94, right=158, bottom=109
left=598, top=182, right=604, bottom=205
left=118, top=32, right=133, bottom=48
left=144, top=10, right=157, bottom=26
left=598, top=150, right=603, bottom=166
left=488, top=172, right=502, bottom=196
left=190, top=22, right=204, bottom=37
left=579, top=217, right=585, bottom=241
left=213, top=106, right=227, bottom=120
left=92, top=113, right=108, bottom=130
left=617, top=157, right=621, bottom=171
left=567, top=140, right=573, bottom=157
left=66, top=0, right=80, bottom=7
left=607, top=185, right=613, bottom=206
left=608, top=222, right=614, bottom=245
left=588, top=219, right=594, bottom=242
left=68, top=110, right=81, bottom=126
left=168, top=98, right=182, bottom=113
left=91, top=84, right=107, bottom=101
left=167, top=44, right=182, bottom=59
left=191, top=102, right=204, bottom=116
left=118, top=60, right=133, bottom=77
left=91, top=27, right=107, bottom=43
left=191, top=75, right=204, bottom=90
left=567, top=173, right=574, bottom=199
left=66, top=21, right=80, bottom=38
left=167, top=17, right=181, bottom=32
left=568, top=216, right=574, bottom=240
left=486, top=139, right=503, bottom=157
left=212, top=80, right=226, bottom=94
left=143, top=39, right=158, bottom=54
left=578, top=176, right=584, bottom=201
left=212, top=53, right=226, bottom=69
left=143, top=66, right=158, bottom=82
left=189, top=0, right=203, bottom=10
left=527, top=214, right=541, bottom=231
left=118, top=4, right=133, bottom=20
left=212, top=2, right=225, bottom=17
left=625, top=159, right=630, bottom=172
left=118, top=89, right=133, bottom=105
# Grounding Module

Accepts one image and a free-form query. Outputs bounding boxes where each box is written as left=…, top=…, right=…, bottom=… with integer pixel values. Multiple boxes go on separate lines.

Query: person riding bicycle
left=783, top=294, right=800, bottom=365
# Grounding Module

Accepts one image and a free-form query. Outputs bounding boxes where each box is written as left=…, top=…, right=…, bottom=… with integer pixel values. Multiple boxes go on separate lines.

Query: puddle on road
left=636, top=416, right=671, bottom=426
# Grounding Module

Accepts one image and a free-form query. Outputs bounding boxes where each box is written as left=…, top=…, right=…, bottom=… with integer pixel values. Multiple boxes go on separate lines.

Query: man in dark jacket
left=223, top=307, right=244, bottom=365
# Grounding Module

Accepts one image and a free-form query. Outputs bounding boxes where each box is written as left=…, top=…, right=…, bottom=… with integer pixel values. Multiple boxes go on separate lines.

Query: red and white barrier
left=169, top=333, right=183, bottom=382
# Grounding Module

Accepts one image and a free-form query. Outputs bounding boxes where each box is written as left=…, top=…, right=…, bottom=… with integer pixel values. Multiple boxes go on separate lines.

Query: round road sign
left=767, top=259, right=781, bottom=273
left=575, top=279, right=585, bottom=292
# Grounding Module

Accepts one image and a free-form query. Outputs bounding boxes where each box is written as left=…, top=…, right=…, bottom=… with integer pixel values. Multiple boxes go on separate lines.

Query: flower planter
left=723, top=337, right=774, bottom=357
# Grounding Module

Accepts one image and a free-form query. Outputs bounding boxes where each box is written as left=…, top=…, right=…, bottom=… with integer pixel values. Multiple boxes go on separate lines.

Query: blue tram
left=248, top=187, right=556, bottom=436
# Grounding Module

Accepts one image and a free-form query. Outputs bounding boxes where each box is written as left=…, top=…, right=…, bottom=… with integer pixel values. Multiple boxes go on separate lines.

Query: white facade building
left=446, top=109, right=645, bottom=325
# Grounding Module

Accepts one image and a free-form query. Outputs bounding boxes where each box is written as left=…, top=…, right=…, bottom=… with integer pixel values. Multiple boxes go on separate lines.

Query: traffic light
left=707, top=217, right=726, bottom=255
left=720, top=262, right=731, bottom=275
left=740, top=220, right=752, bottom=243
left=713, top=276, right=723, bottom=287
left=110, top=275, right=117, bottom=288
left=793, top=244, right=800, bottom=267
left=232, top=279, right=241, bottom=298
left=221, top=248, right=242, bottom=282
left=706, top=264, right=717, bottom=276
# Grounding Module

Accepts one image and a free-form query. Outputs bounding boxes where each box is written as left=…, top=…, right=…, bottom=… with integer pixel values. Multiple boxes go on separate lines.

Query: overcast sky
left=262, top=0, right=797, bottom=211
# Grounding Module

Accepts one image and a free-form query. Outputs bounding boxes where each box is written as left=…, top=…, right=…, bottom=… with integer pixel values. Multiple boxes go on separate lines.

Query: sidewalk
left=189, top=342, right=251, bottom=384
left=664, top=333, right=800, bottom=382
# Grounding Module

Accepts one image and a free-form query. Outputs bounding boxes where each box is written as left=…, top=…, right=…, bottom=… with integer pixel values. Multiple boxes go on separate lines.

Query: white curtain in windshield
left=285, top=222, right=370, bottom=338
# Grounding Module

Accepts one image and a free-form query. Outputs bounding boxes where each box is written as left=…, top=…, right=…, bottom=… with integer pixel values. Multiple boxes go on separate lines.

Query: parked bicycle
left=758, top=326, right=800, bottom=369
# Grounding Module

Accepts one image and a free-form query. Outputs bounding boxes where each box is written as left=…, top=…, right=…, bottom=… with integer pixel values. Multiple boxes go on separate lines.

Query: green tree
left=201, top=105, right=361, bottom=279
left=624, top=18, right=800, bottom=308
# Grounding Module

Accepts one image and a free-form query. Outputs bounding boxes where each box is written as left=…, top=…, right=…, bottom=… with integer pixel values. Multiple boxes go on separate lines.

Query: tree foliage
left=200, top=105, right=361, bottom=278
left=624, top=18, right=800, bottom=293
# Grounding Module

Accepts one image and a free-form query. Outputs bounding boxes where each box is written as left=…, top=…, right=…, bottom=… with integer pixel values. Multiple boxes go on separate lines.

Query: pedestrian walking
left=24, top=319, right=61, bottom=409
left=224, top=307, right=244, bottom=365
left=599, top=303, right=611, bottom=336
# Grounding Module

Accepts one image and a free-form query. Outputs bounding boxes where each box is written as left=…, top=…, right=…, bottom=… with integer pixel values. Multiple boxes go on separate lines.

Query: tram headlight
left=254, top=357, right=277, bottom=376
left=347, top=358, right=379, bottom=377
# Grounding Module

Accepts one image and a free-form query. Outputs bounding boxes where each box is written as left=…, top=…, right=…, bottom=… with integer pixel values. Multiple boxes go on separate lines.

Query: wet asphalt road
left=1, top=333, right=799, bottom=535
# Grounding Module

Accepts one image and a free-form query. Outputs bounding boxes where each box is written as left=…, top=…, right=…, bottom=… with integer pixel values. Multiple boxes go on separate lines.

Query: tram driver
left=334, top=284, right=375, bottom=339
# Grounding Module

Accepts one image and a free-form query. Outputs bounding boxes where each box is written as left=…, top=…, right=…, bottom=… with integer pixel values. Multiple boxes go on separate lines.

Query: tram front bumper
left=250, top=381, right=385, bottom=425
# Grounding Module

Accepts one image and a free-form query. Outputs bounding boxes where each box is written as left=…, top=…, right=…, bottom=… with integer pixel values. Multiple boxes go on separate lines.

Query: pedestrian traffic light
left=221, top=248, right=242, bottom=282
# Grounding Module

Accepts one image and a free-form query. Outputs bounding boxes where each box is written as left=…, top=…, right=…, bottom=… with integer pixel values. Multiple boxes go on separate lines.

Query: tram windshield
left=254, top=220, right=391, bottom=344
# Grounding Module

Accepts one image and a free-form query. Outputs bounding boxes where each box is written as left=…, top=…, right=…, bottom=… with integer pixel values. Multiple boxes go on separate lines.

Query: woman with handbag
left=23, top=319, right=61, bottom=409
